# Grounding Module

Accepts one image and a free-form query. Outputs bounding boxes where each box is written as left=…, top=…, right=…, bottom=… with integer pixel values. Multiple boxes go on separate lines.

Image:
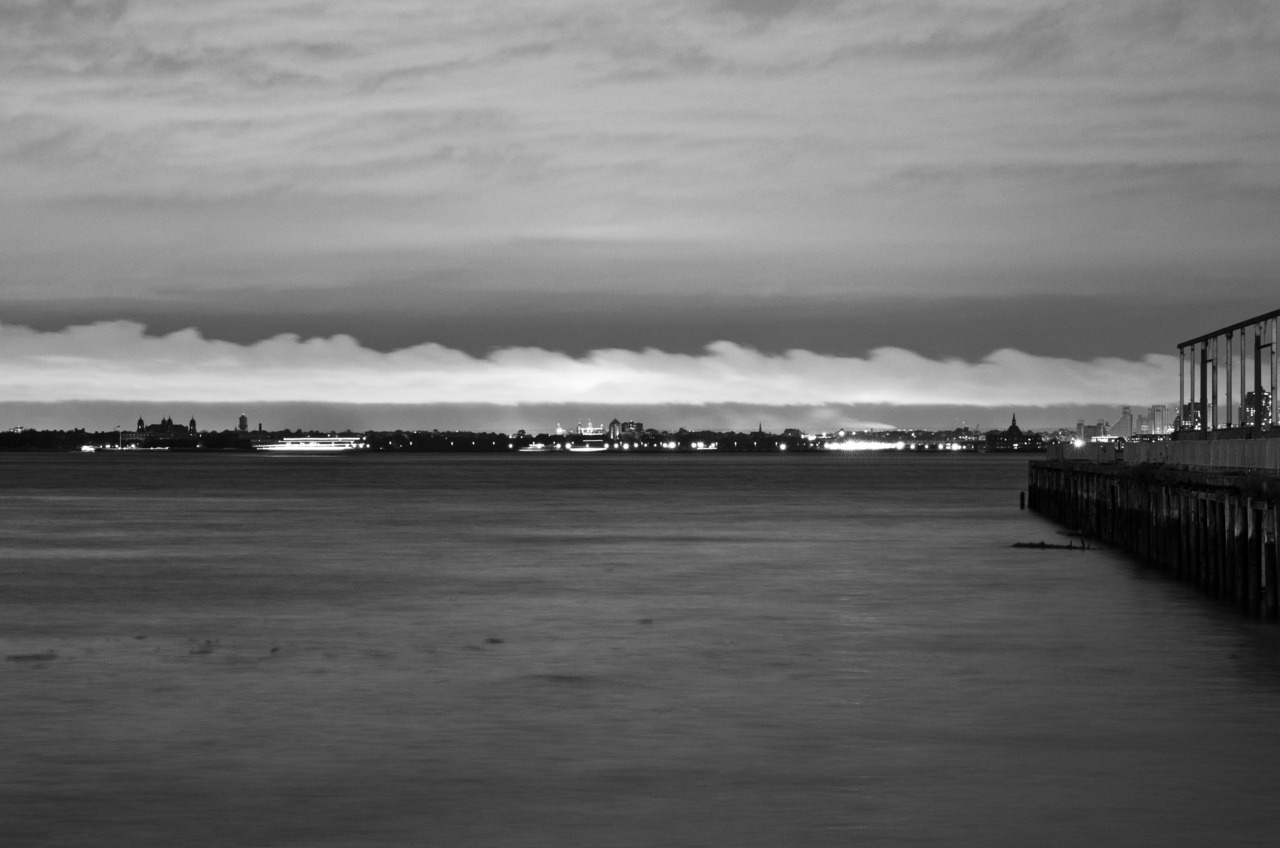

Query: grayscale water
left=3, top=453, right=1280, bottom=847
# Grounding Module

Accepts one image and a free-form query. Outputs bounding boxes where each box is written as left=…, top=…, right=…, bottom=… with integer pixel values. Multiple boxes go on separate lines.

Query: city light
left=824, top=440, right=908, bottom=451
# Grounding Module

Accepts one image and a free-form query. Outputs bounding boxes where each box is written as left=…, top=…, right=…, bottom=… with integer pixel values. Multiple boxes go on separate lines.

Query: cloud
left=0, top=321, right=1177, bottom=407
left=0, top=1, right=1277, bottom=311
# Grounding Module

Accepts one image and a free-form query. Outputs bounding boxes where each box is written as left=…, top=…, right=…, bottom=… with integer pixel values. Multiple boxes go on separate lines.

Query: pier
left=1029, top=309, right=1280, bottom=618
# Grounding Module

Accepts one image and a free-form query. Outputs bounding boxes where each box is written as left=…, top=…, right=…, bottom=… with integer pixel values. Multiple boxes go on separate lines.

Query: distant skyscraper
left=1114, top=407, right=1134, bottom=438
left=1148, top=404, right=1167, bottom=435
left=238, top=414, right=249, bottom=432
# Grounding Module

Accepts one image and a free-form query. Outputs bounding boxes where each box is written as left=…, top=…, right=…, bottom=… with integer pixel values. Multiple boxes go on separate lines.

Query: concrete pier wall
left=1126, top=439, right=1280, bottom=471
left=1028, top=460, right=1280, bottom=619
left=1045, top=439, right=1280, bottom=471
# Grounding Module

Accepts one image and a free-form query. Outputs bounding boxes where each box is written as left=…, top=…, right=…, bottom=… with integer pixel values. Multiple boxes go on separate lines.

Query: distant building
left=609, top=420, right=645, bottom=444
left=1082, top=420, right=1108, bottom=441
left=1177, top=402, right=1200, bottom=430
left=1241, top=391, right=1273, bottom=427
left=238, top=414, right=249, bottom=433
left=129, top=416, right=198, bottom=448
left=1148, top=405, right=1167, bottom=435
left=986, top=414, right=1044, bottom=452
left=1113, top=407, right=1134, bottom=439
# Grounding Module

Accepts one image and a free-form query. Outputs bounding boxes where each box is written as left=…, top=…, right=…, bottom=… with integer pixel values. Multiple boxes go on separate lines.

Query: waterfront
left=4, top=453, right=1280, bottom=847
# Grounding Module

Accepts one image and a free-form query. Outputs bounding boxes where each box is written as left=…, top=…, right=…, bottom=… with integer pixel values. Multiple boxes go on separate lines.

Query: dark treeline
left=366, top=430, right=827, bottom=452
left=0, top=429, right=250, bottom=451
left=0, top=429, right=99, bottom=451
left=0, top=426, right=1026, bottom=453
left=1, top=428, right=828, bottom=453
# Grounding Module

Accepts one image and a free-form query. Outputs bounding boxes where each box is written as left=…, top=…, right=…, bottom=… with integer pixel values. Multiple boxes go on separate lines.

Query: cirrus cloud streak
left=0, top=321, right=1175, bottom=408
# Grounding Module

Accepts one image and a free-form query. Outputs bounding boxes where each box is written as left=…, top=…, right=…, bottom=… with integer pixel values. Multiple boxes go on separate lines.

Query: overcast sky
left=2, top=0, right=1278, bottom=430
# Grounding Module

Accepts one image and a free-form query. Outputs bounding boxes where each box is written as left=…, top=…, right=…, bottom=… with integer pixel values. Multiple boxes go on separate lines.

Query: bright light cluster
left=824, top=440, right=908, bottom=451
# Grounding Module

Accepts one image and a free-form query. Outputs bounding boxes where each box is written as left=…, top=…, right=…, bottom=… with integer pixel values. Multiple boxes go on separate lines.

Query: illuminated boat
left=256, top=436, right=368, bottom=453
left=568, top=422, right=608, bottom=453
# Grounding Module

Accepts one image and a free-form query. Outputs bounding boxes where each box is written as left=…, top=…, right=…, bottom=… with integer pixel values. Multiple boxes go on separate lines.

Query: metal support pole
left=1242, top=323, right=1249, bottom=426
left=1179, top=346, right=1186, bottom=429
left=1272, top=317, right=1278, bottom=428
left=1189, top=343, right=1197, bottom=430
left=1200, top=343, right=1209, bottom=432
left=1255, top=323, right=1265, bottom=430
left=1211, top=336, right=1219, bottom=430
left=1226, top=331, right=1234, bottom=427
left=1186, top=344, right=1192, bottom=430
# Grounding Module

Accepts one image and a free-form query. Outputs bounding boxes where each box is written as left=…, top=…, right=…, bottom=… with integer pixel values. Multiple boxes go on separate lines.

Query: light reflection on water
left=3, top=453, right=1280, bottom=847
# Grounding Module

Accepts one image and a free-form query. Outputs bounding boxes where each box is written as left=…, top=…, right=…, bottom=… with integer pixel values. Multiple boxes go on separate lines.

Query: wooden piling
left=1264, top=504, right=1274, bottom=617
left=1029, top=459, right=1280, bottom=619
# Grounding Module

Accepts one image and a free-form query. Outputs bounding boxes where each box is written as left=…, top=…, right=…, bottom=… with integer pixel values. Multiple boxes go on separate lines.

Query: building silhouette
left=986, top=414, right=1043, bottom=452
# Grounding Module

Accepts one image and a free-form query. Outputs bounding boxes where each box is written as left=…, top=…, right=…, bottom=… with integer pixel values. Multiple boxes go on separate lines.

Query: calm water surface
left=3, top=452, right=1279, bottom=847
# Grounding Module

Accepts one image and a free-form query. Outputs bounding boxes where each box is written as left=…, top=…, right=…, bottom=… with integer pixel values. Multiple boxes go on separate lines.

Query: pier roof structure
left=1178, top=308, right=1278, bottom=436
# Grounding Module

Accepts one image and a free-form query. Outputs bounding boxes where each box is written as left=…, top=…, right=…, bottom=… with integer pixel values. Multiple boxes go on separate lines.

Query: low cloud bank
left=0, top=321, right=1176, bottom=407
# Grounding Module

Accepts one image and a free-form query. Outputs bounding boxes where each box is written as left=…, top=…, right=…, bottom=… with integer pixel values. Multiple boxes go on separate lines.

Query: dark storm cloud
left=3, top=290, right=1273, bottom=362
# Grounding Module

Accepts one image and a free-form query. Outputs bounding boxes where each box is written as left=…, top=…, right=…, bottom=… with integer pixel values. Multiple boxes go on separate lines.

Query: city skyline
left=4, top=399, right=1164, bottom=438
left=2, top=2, right=1278, bottom=430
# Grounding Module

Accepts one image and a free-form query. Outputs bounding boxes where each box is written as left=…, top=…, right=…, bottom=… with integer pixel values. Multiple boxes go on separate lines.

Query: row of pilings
left=1028, top=460, right=1280, bottom=619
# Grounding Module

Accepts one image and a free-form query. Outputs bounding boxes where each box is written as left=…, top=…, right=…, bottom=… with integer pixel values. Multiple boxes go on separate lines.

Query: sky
left=2, top=0, right=1279, bottom=432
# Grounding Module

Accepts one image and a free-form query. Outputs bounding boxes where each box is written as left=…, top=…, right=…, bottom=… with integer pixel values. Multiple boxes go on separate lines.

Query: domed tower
left=189, top=417, right=197, bottom=435
left=136, top=417, right=145, bottom=432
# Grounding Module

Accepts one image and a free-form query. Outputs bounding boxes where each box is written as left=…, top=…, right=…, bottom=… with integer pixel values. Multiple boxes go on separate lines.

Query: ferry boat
left=256, top=436, right=368, bottom=453
left=568, top=421, right=608, bottom=453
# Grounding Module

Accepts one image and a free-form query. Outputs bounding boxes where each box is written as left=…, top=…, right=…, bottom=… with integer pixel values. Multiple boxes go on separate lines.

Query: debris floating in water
left=6, top=651, right=57, bottom=663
